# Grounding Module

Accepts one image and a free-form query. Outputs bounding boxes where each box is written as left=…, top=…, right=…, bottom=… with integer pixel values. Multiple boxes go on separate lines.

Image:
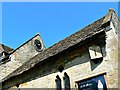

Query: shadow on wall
left=90, top=57, right=103, bottom=71
left=12, top=46, right=90, bottom=83
left=89, top=36, right=106, bottom=71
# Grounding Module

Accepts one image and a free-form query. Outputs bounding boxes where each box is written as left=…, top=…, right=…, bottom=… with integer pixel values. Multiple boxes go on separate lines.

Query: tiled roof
left=0, top=44, right=13, bottom=54
left=1, top=8, right=119, bottom=88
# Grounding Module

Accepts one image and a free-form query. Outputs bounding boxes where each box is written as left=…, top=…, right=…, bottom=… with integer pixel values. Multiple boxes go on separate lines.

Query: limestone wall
left=17, top=50, right=106, bottom=88
left=15, top=21, right=118, bottom=89
left=104, top=22, right=119, bottom=88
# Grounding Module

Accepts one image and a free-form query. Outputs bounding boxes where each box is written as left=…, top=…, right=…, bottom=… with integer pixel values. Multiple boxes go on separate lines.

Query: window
left=89, top=45, right=103, bottom=60
left=89, top=45, right=103, bottom=64
left=63, top=72, right=70, bottom=90
left=55, top=75, right=62, bottom=90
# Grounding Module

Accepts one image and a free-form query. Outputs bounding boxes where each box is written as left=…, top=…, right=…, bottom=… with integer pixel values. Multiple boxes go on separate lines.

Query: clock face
left=34, top=39, right=42, bottom=51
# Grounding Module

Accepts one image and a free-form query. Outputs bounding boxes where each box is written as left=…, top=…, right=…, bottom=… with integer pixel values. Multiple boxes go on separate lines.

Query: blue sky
left=2, top=2, right=118, bottom=49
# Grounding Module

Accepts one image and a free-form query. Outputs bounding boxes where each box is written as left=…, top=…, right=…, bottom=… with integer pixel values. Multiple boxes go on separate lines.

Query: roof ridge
left=1, top=15, right=106, bottom=84
left=10, top=33, right=40, bottom=54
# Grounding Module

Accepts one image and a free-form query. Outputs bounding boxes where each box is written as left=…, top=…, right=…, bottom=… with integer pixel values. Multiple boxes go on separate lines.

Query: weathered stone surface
left=2, top=17, right=105, bottom=83
left=1, top=9, right=119, bottom=90
left=0, top=34, right=45, bottom=81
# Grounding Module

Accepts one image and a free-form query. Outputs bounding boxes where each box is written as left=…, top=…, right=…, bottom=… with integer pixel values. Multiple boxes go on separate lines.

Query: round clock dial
left=34, top=39, right=42, bottom=51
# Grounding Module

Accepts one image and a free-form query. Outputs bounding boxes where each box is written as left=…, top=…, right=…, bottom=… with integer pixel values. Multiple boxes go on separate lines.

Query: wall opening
left=63, top=72, right=71, bottom=90
left=58, top=65, right=64, bottom=73
left=55, top=75, right=62, bottom=90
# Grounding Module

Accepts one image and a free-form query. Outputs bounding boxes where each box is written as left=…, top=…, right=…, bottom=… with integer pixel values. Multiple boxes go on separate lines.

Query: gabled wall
left=0, top=34, right=45, bottom=81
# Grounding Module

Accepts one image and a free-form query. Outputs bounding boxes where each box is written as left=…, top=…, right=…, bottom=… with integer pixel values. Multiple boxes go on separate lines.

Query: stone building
left=0, top=44, right=13, bottom=63
left=0, top=9, right=119, bottom=90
